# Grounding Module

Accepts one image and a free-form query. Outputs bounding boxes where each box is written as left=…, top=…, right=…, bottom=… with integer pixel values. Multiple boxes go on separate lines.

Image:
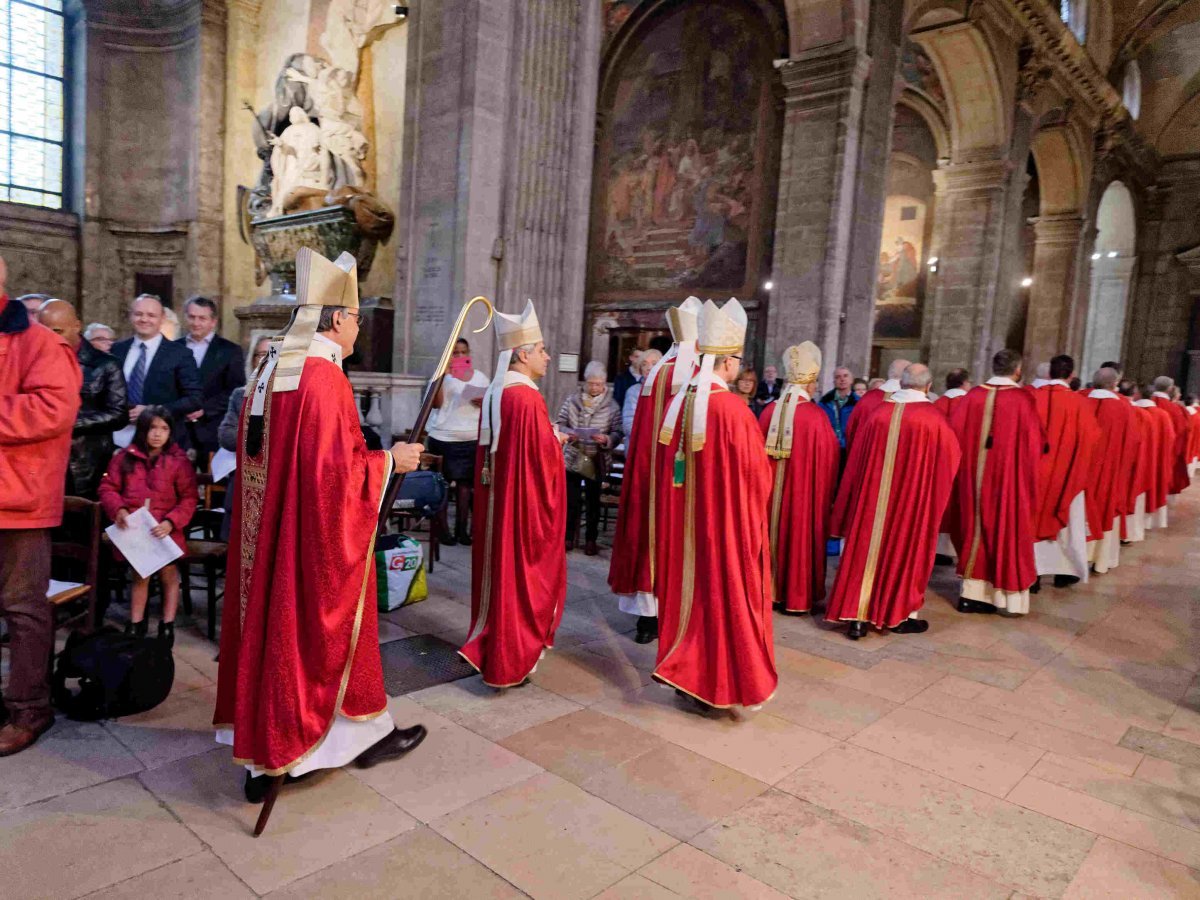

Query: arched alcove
left=1082, top=181, right=1137, bottom=378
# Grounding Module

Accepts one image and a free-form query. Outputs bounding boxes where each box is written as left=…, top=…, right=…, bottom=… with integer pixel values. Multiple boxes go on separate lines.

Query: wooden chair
left=179, top=538, right=227, bottom=642
left=48, top=496, right=102, bottom=636
left=388, top=452, right=444, bottom=573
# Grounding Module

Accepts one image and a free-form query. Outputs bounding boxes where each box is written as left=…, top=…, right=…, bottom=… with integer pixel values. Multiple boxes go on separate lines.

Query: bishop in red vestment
left=654, top=298, right=776, bottom=710
left=214, top=249, right=426, bottom=793
left=758, top=342, right=839, bottom=615
left=1084, top=368, right=1142, bottom=574
left=1151, top=377, right=1192, bottom=495
left=825, top=364, right=960, bottom=639
left=950, top=350, right=1043, bottom=616
left=1132, top=390, right=1174, bottom=531
left=1030, top=355, right=1097, bottom=588
left=843, top=357, right=910, bottom=450
left=933, top=367, right=971, bottom=563
left=608, top=297, right=700, bottom=644
left=460, top=301, right=568, bottom=688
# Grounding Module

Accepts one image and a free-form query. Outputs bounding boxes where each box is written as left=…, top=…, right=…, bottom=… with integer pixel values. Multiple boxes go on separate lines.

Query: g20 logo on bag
left=389, top=554, right=419, bottom=572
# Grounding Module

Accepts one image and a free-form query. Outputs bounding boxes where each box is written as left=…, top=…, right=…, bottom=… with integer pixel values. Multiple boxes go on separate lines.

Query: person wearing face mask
left=427, top=338, right=491, bottom=546
left=557, top=361, right=623, bottom=556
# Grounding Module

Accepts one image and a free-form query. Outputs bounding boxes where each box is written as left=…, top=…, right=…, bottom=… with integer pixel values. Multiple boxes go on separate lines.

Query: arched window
left=1060, top=0, right=1088, bottom=45
left=1, top=0, right=66, bottom=208
left=1123, top=60, right=1142, bottom=120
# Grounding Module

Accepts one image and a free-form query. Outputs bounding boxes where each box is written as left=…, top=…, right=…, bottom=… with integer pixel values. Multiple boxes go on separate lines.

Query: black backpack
left=52, top=628, right=175, bottom=721
left=395, top=470, right=448, bottom=518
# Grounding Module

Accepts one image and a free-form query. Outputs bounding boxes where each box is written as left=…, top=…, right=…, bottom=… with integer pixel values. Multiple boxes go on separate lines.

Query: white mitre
left=644, top=295, right=702, bottom=397
left=660, top=297, right=747, bottom=451
left=766, top=341, right=821, bottom=458
left=480, top=299, right=543, bottom=452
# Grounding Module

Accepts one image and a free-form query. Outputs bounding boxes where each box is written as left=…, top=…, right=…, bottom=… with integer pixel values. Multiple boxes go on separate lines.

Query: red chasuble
left=1084, top=392, right=1142, bottom=543
left=654, top=387, right=776, bottom=708
left=933, top=390, right=969, bottom=539
left=608, top=359, right=679, bottom=612
left=843, top=387, right=886, bottom=450
left=757, top=399, right=839, bottom=613
left=949, top=383, right=1043, bottom=603
left=1133, top=403, right=1174, bottom=516
left=214, top=358, right=393, bottom=775
left=1030, top=384, right=1097, bottom=541
left=1152, top=396, right=1192, bottom=494
left=460, top=379, right=566, bottom=687
left=825, top=395, right=960, bottom=628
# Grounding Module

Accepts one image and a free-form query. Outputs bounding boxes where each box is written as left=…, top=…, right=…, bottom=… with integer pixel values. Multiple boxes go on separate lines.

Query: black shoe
left=566, top=539, right=576, bottom=552
left=674, top=689, right=712, bottom=713
left=456, top=528, right=472, bottom=547
left=1029, top=577, right=1041, bottom=595
left=891, top=619, right=929, bottom=635
left=847, top=621, right=869, bottom=641
left=124, top=619, right=148, bottom=639
left=1053, top=574, right=1080, bottom=588
left=777, top=606, right=809, bottom=617
left=439, top=530, right=458, bottom=547
left=957, top=598, right=997, bottom=614
left=354, top=725, right=428, bottom=769
left=634, top=616, right=658, bottom=644
left=244, top=771, right=311, bottom=803
left=157, top=621, right=175, bottom=648
left=934, top=554, right=955, bottom=566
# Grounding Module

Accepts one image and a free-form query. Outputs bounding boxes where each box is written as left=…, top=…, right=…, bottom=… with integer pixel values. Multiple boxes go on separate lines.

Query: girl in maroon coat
left=99, top=406, right=197, bottom=646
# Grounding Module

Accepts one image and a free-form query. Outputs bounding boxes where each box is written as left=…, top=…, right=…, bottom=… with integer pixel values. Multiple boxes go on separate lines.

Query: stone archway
left=1081, top=180, right=1137, bottom=379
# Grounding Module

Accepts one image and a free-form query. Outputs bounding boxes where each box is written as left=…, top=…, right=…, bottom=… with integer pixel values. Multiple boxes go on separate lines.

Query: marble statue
left=320, top=0, right=402, bottom=78
left=268, top=107, right=333, bottom=217
left=284, top=64, right=370, bottom=192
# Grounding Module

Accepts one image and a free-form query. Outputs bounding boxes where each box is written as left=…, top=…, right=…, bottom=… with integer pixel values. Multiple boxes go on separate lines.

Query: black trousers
left=566, top=474, right=603, bottom=544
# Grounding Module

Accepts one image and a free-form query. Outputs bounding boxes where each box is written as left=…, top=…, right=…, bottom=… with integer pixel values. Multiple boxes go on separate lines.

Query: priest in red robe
left=460, top=301, right=568, bottom=688
left=843, top=357, right=910, bottom=450
left=654, top=298, right=776, bottom=710
left=1085, top=368, right=1142, bottom=574
left=214, top=249, right=427, bottom=799
left=758, top=342, right=839, bottom=615
left=609, top=297, right=700, bottom=644
left=933, top=368, right=971, bottom=418
left=825, top=364, right=960, bottom=639
left=950, top=350, right=1043, bottom=616
left=1186, top=397, right=1200, bottom=477
left=1151, top=376, right=1192, bottom=495
left=933, top=367, right=971, bottom=564
left=1132, top=385, right=1174, bottom=531
left=1030, top=355, right=1097, bottom=589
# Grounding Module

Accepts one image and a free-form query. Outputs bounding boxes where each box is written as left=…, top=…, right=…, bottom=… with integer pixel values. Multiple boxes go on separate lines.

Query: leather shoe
left=957, top=598, right=997, bottom=614
left=354, top=725, right=428, bottom=769
left=244, top=770, right=313, bottom=803
left=439, top=531, right=458, bottom=547
left=846, top=621, right=869, bottom=641
left=585, top=541, right=599, bottom=556
left=934, top=553, right=955, bottom=566
left=1053, top=574, right=1080, bottom=588
left=0, top=712, right=54, bottom=757
left=891, top=618, right=929, bottom=635
left=1029, top=577, right=1041, bottom=594
left=634, top=616, right=658, bottom=644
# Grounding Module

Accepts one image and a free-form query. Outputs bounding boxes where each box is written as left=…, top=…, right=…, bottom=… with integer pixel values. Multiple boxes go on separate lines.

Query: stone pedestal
left=1025, top=214, right=1084, bottom=368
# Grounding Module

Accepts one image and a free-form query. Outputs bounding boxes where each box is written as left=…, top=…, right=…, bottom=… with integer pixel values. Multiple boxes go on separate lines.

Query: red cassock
left=214, top=359, right=392, bottom=774
left=843, top=387, right=887, bottom=450
left=460, top=381, right=567, bottom=687
left=654, top=388, right=776, bottom=708
left=825, top=397, right=960, bottom=628
left=1084, top=393, right=1142, bottom=544
left=1134, top=403, right=1174, bottom=517
left=1188, top=409, right=1200, bottom=469
left=757, top=398, right=839, bottom=613
left=933, top=391, right=969, bottom=539
left=1030, top=384, right=1097, bottom=542
left=1152, top=396, right=1192, bottom=494
left=949, top=384, right=1043, bottom=603
left=608, top=359, right=680, bottom=612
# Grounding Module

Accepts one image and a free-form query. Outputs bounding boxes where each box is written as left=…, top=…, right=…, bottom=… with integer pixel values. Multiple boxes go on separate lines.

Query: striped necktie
left=128, top=342, right=147, bottom=406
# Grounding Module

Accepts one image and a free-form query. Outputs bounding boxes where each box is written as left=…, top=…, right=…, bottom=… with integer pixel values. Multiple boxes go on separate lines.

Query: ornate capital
left=777, top=42, right=871, bottom=113
left=1016, top=44, right=1053, bottom=109
left=1031, top=214, right=1084, bottom=246
left=933, top=159, right=1012, bottom=197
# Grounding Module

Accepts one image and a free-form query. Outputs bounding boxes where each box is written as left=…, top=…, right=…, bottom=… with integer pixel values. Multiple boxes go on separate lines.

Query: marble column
left=925, top=159, right=1012, bottom=381
left=1080, top=252, right=1136, bottom=381
left=191, top=0, right=227, bottom=303
left=766, top=41, right=871, bottom=384
left=1024, top=213, right=1084, bottom=368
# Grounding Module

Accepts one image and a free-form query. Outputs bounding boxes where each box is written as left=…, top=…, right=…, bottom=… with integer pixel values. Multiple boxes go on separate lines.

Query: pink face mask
left=448, top=356, right=473, bottom=379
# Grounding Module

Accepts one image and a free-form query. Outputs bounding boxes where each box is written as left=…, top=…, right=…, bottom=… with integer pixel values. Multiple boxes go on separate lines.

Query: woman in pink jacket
left=99, top=406, right=197, bottom=646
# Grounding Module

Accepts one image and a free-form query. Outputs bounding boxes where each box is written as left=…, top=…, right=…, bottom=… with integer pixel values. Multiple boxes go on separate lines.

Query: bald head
left=37, top=299, right=82, bottom=348
left=887, top=358, right=913, bottom=381
left=1035, top=362, right=1050, bottom=380
left=1094, top=367, right=1119, bottom=390
left=901, top=363, right=933, bottom=393
left=131, top=294, right=165, bottom=340
left=1153, top=375, right=1174, bottom=394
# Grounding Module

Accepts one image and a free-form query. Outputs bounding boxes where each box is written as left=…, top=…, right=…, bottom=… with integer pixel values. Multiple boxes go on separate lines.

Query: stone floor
left=6, top=497, right=1200, bottom=898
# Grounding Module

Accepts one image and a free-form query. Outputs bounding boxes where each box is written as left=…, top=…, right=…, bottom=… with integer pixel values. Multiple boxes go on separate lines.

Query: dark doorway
left=135, top=272, right=174, bottom=307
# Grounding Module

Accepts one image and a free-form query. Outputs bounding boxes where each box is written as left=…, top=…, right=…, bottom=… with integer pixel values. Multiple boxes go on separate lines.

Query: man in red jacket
left=0, top=256, right=83, bottom=756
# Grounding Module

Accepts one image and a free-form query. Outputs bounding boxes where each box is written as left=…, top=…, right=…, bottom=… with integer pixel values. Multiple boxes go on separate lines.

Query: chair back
left=50, top=496, right=102, bottom=628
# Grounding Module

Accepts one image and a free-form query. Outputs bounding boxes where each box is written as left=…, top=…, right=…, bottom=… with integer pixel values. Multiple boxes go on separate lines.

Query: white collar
left=186, top=330, right=215, bottom=346
left=986, top=376, right=1019, bottom=387
left=1152, top=392, right=1172, bottom=400
left=1088, top=389, right=1119, bottom=400
left=134, top=332, right=164, bottom=352
left=889, top=388, right=931, bottom=404
left=309, top=332, right=343, bottom=364
left=504, top=370, right=539, bottom=391
left=880, top=378, right=901, bottom=393
left=1033, top=379, right=1069, bottom=389
left=942, top=388, right=967, bottom=399
left=1134, top=399, right=1156, bottom=408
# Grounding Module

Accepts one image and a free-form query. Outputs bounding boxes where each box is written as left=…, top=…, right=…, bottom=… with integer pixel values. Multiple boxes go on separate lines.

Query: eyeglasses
left=342, top=311, right=364, bottom=323
left=730, top=355, right=743, bottom=362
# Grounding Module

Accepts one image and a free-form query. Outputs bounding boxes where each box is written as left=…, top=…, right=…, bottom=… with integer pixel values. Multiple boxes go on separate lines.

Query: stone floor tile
left=0, top=717, right=142, bottom=810
left=580, top=742, right=769, bottom=841
left=575, top=633, right=662, bottom=672
left=384, top=596, right=472, bottom=639
left=376, top=617, right=414, bottom=643
left=266, top=826, right=524, bottom=899
left=0, top=778, right=201, bottom=900
left=595, top=685, right=837, bottom=784
left=498, top=707, right=663, bottom=786
left=883, top=642, right=1036, bottom=690
left=971, top=682, right=1133, bottom=744
left=591, top=874, right=679, bottom=900
left=1122, top=725, right=1200, bottom=770
left=1167, top=704, right=1200, bottom=748
left=170, top=632, right=220, bottom=684
left=779, top=744, right=1095, bottom=896
left=102, top=686, right=221, bottom=770
left=431, top=771, right=676, bottom=900
left=634, top=843, right=788, bottom=899
left=350, top=696, right=542, bottom=822
left=690, top=789, right=1010, bottom=899
left=831, top=658, right=945, bottom=702
left=769, top=671, right=896, bottom=740
left=172, top=656, right=219, bottom=691
left=905, top=684, right=1027, bottom=738
left=84, top=851, right=253, bottom=900
left=408, top=676, right=582, bottom=741
left=529, top=645, right=651, bottom=705
left=1011, top=719, right=1144, bottom=776
left=928, top=673, right=990, bottom=700
left=139, top=748, right=415, bottom=895
left=850, top=706, right=1044, bottom=797
left=1063, top=837, right=1200, bottom=898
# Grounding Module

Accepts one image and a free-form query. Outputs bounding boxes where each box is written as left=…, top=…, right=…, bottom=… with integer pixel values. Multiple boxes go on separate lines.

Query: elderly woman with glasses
left=556, top=361, right=623, bottom=555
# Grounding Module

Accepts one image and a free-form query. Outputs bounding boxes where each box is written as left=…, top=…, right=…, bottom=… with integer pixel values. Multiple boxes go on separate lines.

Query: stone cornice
left=1031, top=212, right=1084, bottom=244
left=933, top=158, right=1013, bottom=196
left=776, top=42, right=871, bottom=112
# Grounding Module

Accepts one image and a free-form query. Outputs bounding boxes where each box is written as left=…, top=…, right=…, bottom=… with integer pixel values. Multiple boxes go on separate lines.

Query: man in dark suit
left=179, top=296, right=245, bottom=456
left=111, top=294, right=202, bottom=450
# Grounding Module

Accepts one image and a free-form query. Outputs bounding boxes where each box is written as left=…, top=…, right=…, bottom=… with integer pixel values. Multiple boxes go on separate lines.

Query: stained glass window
left=1, top=0, right=66, bottom=208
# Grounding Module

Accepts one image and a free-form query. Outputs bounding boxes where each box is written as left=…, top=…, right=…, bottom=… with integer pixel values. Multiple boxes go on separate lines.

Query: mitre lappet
left=643, top=295, right=702, bottom=396
left=766, top=341, right=821, bottom=459
left=480, top=299, right=543, bottom=455
left=659, top=297, right=747, bottom=454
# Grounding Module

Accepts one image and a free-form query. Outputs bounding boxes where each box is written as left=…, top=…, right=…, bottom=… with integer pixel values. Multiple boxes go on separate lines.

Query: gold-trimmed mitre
left=667, top=296, right=702, bottom=342
left=782, top=341, right=821, bottom=385
left=697, top=298, right=746, bottom=355
left=495, top=299, right=543, bottom=351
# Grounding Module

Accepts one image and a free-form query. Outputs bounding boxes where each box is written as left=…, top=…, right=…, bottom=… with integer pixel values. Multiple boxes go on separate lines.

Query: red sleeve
left=165, top=457, right=200, bottom=532
left=97, top=453, right=127, bottom=520
left=757, top=402, right=775, bottom=438
left=0, top=328, right=82, bottom=445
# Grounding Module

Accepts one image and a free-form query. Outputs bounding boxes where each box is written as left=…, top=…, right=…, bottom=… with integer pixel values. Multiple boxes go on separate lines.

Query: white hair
left=584, top=360, right=608, bottom=381
left=1036, top=362, right=1050, bottom=380
left=1153, top=375, right=1175, bottom=393
left=84, top=322, right=114, bottom=339
left=900, top=364, right=932, bottom=390
left=887, top=358, right=913, bottom=380
left=641, top=349, right=663, bottom=367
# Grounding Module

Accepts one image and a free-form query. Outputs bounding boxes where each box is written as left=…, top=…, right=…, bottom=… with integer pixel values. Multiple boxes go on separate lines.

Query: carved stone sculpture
left=268, top=107, right=333, bottom=217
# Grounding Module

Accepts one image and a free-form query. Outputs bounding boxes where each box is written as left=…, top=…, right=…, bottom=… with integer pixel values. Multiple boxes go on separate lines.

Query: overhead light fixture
left=1091, top=253, right=1102, bottom=260
left=1107, top=251, right=1119, bottom=258
left=763, top=281, right=774, bottom=291
left=927, top=256, right=939, bottom=273
left=1021, top=276, right=1034, bottom=288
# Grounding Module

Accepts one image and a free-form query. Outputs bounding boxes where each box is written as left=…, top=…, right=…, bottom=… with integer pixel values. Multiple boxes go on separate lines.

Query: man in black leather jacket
left=38, top=301, right=128, bottom=496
